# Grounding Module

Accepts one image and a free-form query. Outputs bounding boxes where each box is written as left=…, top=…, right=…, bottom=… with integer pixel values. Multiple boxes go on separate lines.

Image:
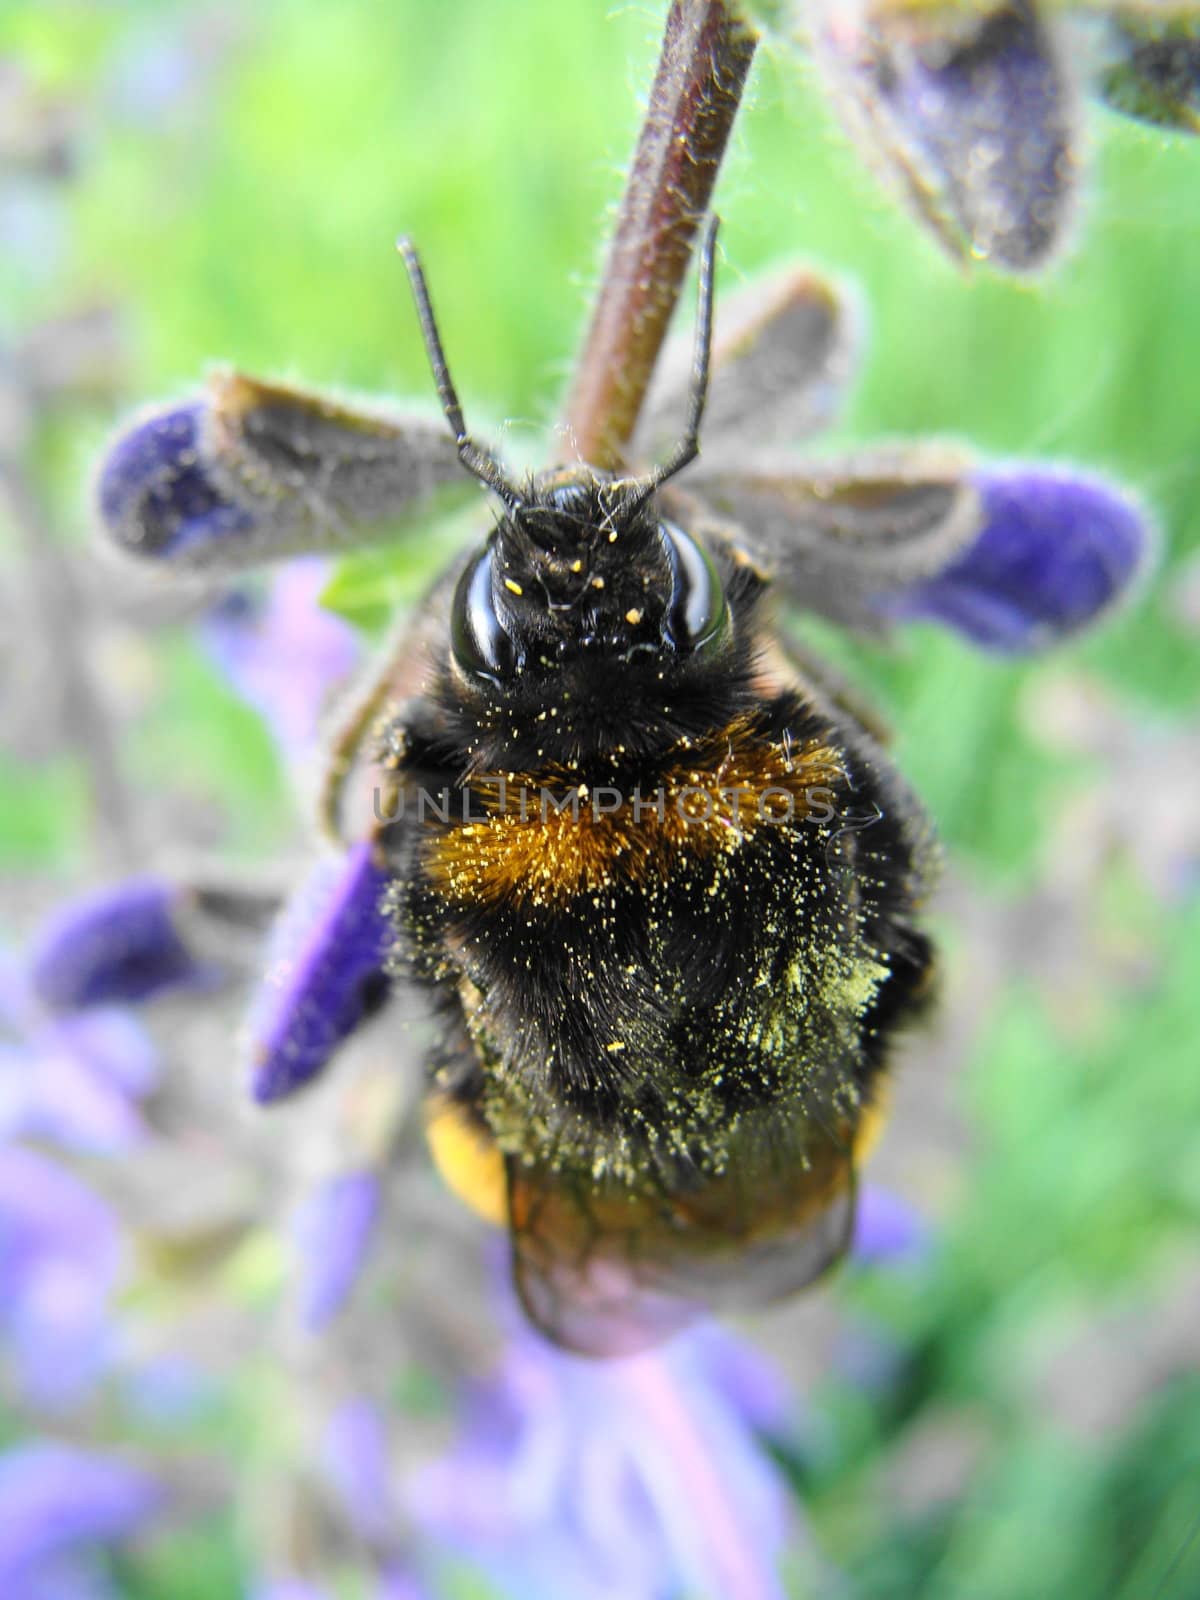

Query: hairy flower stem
left=563, top=0, right=757, bottom=470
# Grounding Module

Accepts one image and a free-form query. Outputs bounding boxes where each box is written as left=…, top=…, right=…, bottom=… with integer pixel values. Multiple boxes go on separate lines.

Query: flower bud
left=1095, top=10, right=1200, bottom=134
left=96, top=372, right=465, bottom=571
left=808, top=0, right=1079, bottom=271
left=880, top=466, right=1151, bottom=651
left=292, top=1171, right=381, bottom=1331
left=29, top=877, right=212, bottom=1013
left=246, top=842, right=393, bottom=1103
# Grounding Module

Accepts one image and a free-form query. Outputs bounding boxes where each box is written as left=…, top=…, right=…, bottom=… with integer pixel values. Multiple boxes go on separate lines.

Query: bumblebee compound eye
left=663, top=522, right=729, bottom=659
left=450, top=547, right=520, bottom=684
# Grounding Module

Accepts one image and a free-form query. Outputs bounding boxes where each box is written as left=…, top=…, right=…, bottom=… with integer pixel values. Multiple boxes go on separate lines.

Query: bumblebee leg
left=770, top=626, right=895, bottom=747
left=316, top=569, right=458, bottom=845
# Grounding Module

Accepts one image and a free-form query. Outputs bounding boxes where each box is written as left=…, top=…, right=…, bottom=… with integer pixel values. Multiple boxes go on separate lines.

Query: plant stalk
left=563, top=0, right=757, bottom=470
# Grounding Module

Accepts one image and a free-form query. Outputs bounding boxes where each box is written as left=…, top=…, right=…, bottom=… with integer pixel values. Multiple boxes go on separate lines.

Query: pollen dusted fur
left=425, top=722, right=848, bottom=912
left=362, top=460, right=937, bottom=1352
left=364, top=225, right=938, bottom=1351
left=383, top=615, right=935, bottom=1195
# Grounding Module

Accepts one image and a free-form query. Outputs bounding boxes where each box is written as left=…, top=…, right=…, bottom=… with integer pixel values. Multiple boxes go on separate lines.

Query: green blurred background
left=3, top=2, right=1199, bottom=1596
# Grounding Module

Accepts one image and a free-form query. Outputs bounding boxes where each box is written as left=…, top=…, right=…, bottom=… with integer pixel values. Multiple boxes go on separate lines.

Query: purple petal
left=852, top=1184, right=930, bottom=1265
left=670, top=1323, right=792, bottom=1436
left=0, top=1443, right=158, bottom=1585
left=0, top=1146, right=121, bottom=1276
left=881, top=468, right=1150, bottom=652
left=246, top=842, right=393, bottom=1103
left=292, top=1171, right=381, bottom=1331
left=19, top=1560, right=124, bottom=1600
left=9, top=1258, right=117, bottom=1411
left=413, top=1314, right=795, bottom=1600
left=95, top=375, right=463, bottom=572
left=321, top=1397, right=395, bottom=1541
left=252, top=1584, right=334, bottom=1600
left=9, top=1009, right=161, bottom=1155
left=200, top=560, right=360, bottom=755
left=96, top=402, right=254, bottom=561
left=375, top=1572, right=430, bottom=1600
left=29, top=879, right=214, bottom=1013
left=12, top=1034, right=146, bottom=1153
left=52, top=1010, right=159, bottom=1099
left=0, top=1148, right=121, bottom=1408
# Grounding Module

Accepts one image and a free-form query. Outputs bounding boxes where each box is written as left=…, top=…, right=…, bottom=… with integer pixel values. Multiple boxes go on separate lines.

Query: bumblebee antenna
left=619, top=213, right=719, bottom=515
left=397, top=237, right=523, bottom=509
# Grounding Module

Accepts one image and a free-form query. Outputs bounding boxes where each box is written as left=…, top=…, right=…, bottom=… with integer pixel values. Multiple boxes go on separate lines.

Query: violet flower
left=765, top=1, right=1200, bottom=274
left=375, top=1573, right=430, bottom=1600
left=200, top=558, right=361, bottom=760
left=412, top=1319, right=796, bottom=1600
left=291, top=1169, right=382, bottom=1331
left=1, top=952, right=159, bottom=1154
left=632, top=246, right=1153, bottom=661
left=95, top=370, right=465, bottom=571
left=0, top=1441, right=158, bottom=1594
left=96, top=401, right=254, bottom=562
left=320, top=1397, right=397, bottom=1547
left=807, top=0, right=1075, bottom=272
left=255, top=1576, right=427, bottom=1600
left=852, top=1183, right=930, bottom=1267
left=881, top=468, right=1149, bottom=653
left=246, top=841, right=393, bottom=1103
left=29, top=878, right=213, bottom=1014
left=0, top=1146, right=121, bottom=1410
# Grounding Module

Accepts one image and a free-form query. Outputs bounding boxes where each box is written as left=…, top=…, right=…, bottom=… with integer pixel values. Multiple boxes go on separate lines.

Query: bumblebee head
left=448, top=468, right=730, bottom=689
left=397, top=218, right=747, bottom=758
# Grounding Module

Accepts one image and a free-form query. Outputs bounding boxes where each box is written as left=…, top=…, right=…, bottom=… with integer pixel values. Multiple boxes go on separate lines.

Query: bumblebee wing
left=97, top=370, right=474, bottom=572
left=505, top=1116, right=858, bottom=1357
left=680, top=443, right=982, bottom=633
left=506, top=1161, right=702, bottom=1356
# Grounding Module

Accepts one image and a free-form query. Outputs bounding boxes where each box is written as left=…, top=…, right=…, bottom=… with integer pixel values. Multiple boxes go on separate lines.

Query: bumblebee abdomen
left=394, top=693, right=934, bottom=1186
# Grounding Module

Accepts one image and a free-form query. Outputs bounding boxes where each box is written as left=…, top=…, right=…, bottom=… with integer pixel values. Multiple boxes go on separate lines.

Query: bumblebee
left=329, top=219, right=939, bottom=1355
left=99, top=219, right=971, bottom=1355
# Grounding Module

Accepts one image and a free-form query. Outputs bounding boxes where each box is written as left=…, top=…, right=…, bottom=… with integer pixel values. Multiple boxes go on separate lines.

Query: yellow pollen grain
left=591, top=577, right=605, bottom=590
left=570, top=560, right=583, bottom=573
left=625, top=608, right=643, bottom=625
left=504, top=578, right=524, bottom=596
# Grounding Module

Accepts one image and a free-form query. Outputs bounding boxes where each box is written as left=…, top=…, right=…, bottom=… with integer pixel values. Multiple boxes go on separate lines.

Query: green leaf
left=320, top=504, right=483, bottom=633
